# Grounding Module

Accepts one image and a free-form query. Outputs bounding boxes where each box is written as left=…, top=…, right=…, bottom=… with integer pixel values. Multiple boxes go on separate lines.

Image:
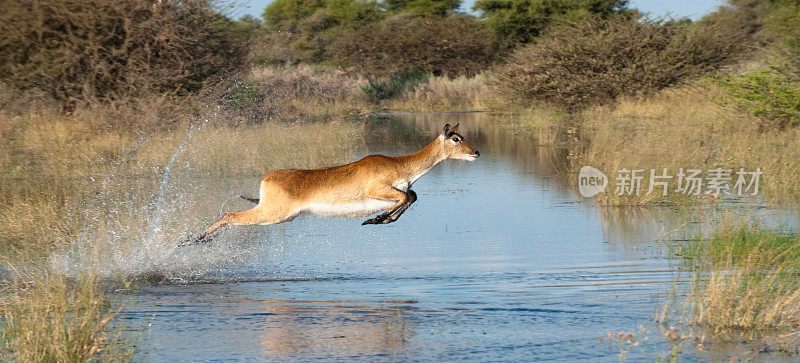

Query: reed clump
left=679, top=224, right=800, bottom=345
left=564, top=84, right=800, bottom=206
left=0, top=270, right=132, bottom=361
left=386, top=74, right=490, bottom=111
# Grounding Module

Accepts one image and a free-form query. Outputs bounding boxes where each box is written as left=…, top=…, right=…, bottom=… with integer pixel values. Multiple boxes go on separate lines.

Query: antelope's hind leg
left=186, top=205, right=292, bottom=245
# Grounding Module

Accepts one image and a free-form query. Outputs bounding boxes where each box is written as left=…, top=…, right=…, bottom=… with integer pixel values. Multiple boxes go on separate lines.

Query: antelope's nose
left=475, top=150, right=480, bottom=157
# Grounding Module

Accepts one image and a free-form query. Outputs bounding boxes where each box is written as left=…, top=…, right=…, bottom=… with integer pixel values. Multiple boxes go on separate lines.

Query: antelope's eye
left=452, top=137, right=461, bottom=142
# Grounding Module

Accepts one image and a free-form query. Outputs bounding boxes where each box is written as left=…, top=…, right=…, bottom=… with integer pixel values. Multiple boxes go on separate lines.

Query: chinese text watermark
left=578, top=167, right=761, bottom=198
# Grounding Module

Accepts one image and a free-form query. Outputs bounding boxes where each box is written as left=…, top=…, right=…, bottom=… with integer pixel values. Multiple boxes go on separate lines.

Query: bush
left=333, top=14, right=500, bottom=77
left=223, top=66, right=365, bottom=123
left=361, top=69, right=430, bottom=102
left=491, top=16, right=747, bottom=109
left=0, top=0, right=248, bottom=101
left=385, top=0, right=462, bottom=16
left=255, top=0, right=384, bottom=65
left=711, top=39, right=800, bottom=128
left=262, top=0, right=381, bottom=32
left=472, top=0, right=629, bottom=45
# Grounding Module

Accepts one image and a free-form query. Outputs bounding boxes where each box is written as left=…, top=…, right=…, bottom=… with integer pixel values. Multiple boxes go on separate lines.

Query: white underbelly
left=303, top=199, right=396, bottom=217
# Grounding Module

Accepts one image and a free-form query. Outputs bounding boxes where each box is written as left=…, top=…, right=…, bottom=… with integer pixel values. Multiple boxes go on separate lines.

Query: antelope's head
left=439, top=123, right=479, bottom=161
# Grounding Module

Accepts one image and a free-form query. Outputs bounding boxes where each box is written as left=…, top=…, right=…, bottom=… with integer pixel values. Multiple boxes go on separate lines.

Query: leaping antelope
left=187, top=123, right=479, bottom=244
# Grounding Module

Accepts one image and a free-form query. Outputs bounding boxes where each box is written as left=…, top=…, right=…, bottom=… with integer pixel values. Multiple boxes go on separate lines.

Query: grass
left=676, top=224, right=800, bottom=347
left=361, top=69, right=430, bottom=102
left=502, top=84, right=800, bottom=206
left=245, top=65, right=369, bottom=122
left=385, top=73, right=489, bottom=112
left=0, top=269, right=132, bottom=361
left=0, top=99, right=367, bottom=255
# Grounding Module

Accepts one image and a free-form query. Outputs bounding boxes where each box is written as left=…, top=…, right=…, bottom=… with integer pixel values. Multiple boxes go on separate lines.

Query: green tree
left=384, top=0, right=461, bottom=16
left=262, top=0, right=380, bottom=31
left=472, top=0, right=629, bottom=44
left=333, top=14, right=499, bottom=76
left=237, top=14, right=265, bottom=31
left=260, top=0, right=382, bottom=62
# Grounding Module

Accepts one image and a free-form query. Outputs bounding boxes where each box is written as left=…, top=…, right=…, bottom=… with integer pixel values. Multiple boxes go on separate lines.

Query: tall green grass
left=678, top=224, right=800, bottom=343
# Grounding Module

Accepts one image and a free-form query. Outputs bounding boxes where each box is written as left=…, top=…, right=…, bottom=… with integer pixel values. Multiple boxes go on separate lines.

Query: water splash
left=50, top=112, right=267, bottom=281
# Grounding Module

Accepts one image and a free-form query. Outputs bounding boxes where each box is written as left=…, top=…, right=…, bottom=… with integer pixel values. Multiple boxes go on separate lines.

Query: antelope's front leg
left=383, top=189, right=416, bottom=223
left=362, top=188, right=408, bottom=225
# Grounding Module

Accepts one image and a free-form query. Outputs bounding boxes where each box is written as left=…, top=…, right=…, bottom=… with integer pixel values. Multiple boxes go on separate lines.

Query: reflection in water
left=248, top=300, right=411, bottom=357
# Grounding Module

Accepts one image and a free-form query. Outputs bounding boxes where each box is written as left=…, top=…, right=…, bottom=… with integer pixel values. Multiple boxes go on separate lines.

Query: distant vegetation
left=332, top=14, right=499, bottom=77
left=473, top=0, right=630, bottom=45
left=491, top=15, right=747, bottom=109
left=3, top=0, right=797, bottom=117
left=0, top=0, right=249, bottom=101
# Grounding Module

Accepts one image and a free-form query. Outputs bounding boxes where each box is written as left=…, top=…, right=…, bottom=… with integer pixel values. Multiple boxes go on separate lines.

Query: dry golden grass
left=246, top=65, right=369, bottom=122
left=0, top=100, right=367, bottom=254
left=0, top=270, right=132, bottom=361
left=540, top=84, right=800, bottom=206
left=387, top=74, right=489, bottom=111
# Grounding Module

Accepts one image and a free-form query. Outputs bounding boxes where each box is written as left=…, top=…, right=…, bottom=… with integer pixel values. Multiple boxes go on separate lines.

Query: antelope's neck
left=397, top=139, right=444, bottom=183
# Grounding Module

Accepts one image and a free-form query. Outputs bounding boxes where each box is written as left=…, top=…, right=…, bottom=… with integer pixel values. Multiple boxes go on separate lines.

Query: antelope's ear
left=441, top=124, right=451, bottom=136
left=450, top=123, right=459, bottom=134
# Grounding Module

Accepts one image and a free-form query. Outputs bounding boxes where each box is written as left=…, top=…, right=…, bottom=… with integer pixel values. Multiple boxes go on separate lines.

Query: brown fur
left=188, top=124, right=478, bottom=244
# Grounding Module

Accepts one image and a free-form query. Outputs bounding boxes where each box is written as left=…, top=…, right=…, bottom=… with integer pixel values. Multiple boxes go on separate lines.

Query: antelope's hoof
left=362, top=217, right=383, bottom=225
left=178, top=233, right=207, bottom=247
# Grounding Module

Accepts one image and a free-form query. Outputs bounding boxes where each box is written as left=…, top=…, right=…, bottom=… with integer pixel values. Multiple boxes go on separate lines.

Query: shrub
left=385, top=0, right=462, bottom=16
left=491, top=16, right=747, bottom=110
left=256, top=0, right=384, bottom=64
left=249, top=32, right=298, bottom=66
left=711, top=39, right=800, bottom=128
left=333, top=14, right=500, bottom=77
left=472, top=0, right=629, bottom=45
left=0, top=0, right=248, bottom=101
left=262, top=0, right=381, bottom=32
left=226, top=65, right=365, bottom=123
left=361, top=69, right=430, bottom=102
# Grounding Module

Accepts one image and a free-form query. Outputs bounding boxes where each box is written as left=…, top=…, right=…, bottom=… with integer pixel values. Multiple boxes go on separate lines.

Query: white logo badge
left=578, top=166, right=607, bottom=197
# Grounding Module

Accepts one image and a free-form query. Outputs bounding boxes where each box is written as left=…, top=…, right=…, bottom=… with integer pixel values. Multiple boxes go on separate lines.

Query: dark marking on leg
left=239, top=195, right=259, bottom=204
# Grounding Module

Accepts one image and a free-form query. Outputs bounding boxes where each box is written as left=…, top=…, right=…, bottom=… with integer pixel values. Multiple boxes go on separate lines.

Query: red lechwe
left=188, top=123, right=479, bottom=244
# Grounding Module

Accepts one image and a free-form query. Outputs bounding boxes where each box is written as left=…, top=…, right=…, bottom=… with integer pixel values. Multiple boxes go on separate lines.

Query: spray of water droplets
left=49, top=111, right=271, bottom=282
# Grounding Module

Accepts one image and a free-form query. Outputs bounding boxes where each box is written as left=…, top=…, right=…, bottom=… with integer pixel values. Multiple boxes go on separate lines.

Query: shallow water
left=97, top=113, right=795, bottom=361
